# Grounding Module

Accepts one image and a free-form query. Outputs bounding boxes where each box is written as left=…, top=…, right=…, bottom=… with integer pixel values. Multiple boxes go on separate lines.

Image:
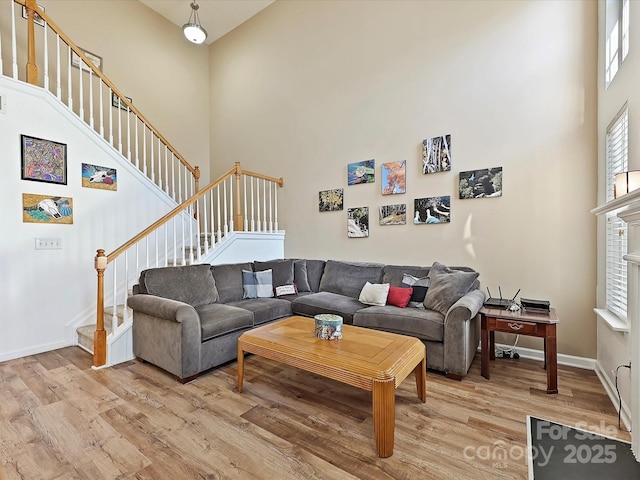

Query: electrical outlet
left=35, top=238, right=63, bottom=250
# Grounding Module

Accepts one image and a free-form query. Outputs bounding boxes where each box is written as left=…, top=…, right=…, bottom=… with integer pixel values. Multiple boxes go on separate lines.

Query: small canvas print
left=414, top=196, right=450, bottom=224
left=21, top=134, right=67, bottom=185
left=348, top=160, right=375, bottom=185
left=112, top=92, right=132, bottom=111
left=422, top=134, right=452, bottom=174
left=82, top=163, right=117, bottom=191
left=23, top=193, right=73, bottom=224
left=381, top=161, right=406, bottom=195
left=379, top=204, right=406, bottom=225
left=318, top=188, right=344, bottom=212
left=347, top=207, right=369, bottom=238
left=459, top=167, right=503, bottom=199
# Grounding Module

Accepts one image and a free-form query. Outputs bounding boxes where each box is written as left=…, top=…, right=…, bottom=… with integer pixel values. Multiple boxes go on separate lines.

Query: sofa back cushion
left=319, top=260, right=384, bottom=299
left=211, top=262, right=254, bottom=303
left=139, top=264, right=218, bottom=307
left=254, top=259, right=295, bottom=288
left=305, top=259, right=326, bottom=292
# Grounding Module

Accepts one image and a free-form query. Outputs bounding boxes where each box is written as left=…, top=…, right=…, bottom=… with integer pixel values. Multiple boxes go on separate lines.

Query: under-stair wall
left=0, top=75, right=181, bottom=362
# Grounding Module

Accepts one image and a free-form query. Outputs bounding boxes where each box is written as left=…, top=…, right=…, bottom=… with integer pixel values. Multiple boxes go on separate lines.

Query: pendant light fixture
left=182, top=1, right=207, bottom=45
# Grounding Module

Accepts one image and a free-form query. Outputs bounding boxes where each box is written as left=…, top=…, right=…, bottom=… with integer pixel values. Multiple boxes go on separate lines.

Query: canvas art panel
left=23, top=193, right=73, bottom=224
left=347, top=207, right=369, bottom=237
left=422, top=134, right=452, bottom=174
left=112, top=92, right=132, bottom=111
left=414, top=196, right=450, bottom=224
left=459, top=167, right=503, bottom=199
left=347, top=160, right=375, bottom=185
left=381, top=160, right=406, bottom=195
left=318, top=188, right=344, bottom=212
left=21, top=134, right=67, bottom=185
left=82, top=163, right=117, bottom=191
left=379, top=204, right=406, bottom=225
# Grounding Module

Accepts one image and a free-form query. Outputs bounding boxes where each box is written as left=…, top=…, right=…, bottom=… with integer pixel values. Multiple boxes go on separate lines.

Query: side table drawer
left=494, top=318, right=538, bottom=334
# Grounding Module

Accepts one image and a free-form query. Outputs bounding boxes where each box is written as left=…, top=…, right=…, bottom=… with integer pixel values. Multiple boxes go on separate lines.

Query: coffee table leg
left=237, top=342, right=244, bottom=394
left=372, top=378, right=395, bottom=458
left=414, top=357, right=427, bottom=402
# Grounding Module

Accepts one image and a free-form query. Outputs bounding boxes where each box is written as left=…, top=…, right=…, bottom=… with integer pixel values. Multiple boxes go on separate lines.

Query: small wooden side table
left=480, top=306, right=559, bottom=394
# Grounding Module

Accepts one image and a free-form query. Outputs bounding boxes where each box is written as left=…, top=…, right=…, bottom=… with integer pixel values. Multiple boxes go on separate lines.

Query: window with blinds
left=606, top=106, right=628, bottom=319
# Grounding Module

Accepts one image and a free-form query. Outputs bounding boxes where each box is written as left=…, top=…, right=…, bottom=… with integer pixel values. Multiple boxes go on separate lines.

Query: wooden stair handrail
left=16, top=0, right=200, bottom=188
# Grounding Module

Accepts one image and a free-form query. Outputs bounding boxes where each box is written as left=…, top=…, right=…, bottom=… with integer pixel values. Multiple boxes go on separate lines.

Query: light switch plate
left=35, top=238, right=63, bottom=250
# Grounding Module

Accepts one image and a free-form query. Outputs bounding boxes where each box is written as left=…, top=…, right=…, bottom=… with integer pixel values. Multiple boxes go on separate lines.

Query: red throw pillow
left=387, top=286, right=413, bottom=308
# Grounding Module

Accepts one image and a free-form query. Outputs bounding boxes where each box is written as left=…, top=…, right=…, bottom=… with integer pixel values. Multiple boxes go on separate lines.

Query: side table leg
left=237, top=342, right=245, bottom=394
left=372, top=378, right=396, bottom=457
left=545, top=325, right=558, bottom=394
left=481, top=315, right=490, bottom=379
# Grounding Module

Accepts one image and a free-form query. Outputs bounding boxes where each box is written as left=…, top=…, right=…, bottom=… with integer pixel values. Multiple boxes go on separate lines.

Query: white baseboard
left=482, top=343, right=597, bottom=370
left=0, top=340, right=71, bottom=363
left=595, top=362, right=632, bottom=431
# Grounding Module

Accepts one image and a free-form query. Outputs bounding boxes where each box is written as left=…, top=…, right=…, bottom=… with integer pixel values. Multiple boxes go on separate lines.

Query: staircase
left=2, top=1, right=286, bottom=367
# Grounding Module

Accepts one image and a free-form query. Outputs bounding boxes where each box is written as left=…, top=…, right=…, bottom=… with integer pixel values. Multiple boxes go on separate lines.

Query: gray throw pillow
left=423, top=262, right=479, bottom=315
left=254, top=259, right=295, bottom=287
left=294, top=259, right=312, bottom=292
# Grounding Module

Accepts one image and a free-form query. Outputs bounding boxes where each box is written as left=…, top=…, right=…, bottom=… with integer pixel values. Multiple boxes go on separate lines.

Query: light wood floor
left=0, top=347, right=630, bottom=479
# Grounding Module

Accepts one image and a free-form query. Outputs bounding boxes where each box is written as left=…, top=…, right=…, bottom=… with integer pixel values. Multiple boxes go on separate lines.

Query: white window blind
left=605, top=107, right=629, bottom=318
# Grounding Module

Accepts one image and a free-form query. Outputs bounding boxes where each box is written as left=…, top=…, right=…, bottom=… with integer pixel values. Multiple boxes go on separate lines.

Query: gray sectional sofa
left=127, top=259, right=484, bottom=383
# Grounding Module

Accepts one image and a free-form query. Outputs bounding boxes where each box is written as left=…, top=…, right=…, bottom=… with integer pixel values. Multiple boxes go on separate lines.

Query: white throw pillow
left=358, top=282, right=390, bottom=306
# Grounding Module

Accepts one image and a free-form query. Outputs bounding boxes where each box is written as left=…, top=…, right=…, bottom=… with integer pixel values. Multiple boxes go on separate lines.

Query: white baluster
left=217, top=186, right=222, bottom=243
left=223, top=181, right=228, bottom=237
left=243, top=175, right=248, bottom=231
left=150, top=133, right=155, bottom=182
left=274, top=183, right=279, bottom=231
left=155, top=228, right=159, bottom=268
left=56, top=35, right=61, bottom=100
left=134, top=118, right=139, bottom=168
left=251, top=177, right=255, bottom=232
left=263, top=178, right=267, bottom=232
left=43, top=20, right=49, bottom=90
left=202, top=191, right=209, bottom=252
left=78, top=57, right=84, bottom=121
left=108, top=87, right=113, bottom=145
left=67, top=46, right=72, bottom=110
left=11, top=1, right=17, bottom=79
left=209, top=191, right=215, bottom=249
left=269, top=181, right=273, bottom=232
left=142, top=125, right=147, bottom=175
left=229, top=177, right=234, bottom=232
left=117, top=95, right=122, bottom=154
left=181, top=210, right=187, bottom=266
left=126, top=105, right=131, bottom=161
left=172, top=154, right=177, bottom=201
left=99, top=79, right=104, bottom=136
left=88, top=70, right=94, bottom=129
left=178, top=159, right=182, bottom=203
left=157, top=137, right=162, bottom=191
left=172, top=217, right=176, bottom=268
left=163, top=223, right=168, bottom=267
left=123, top=251, right=129, bottom=325
left=112, top=259, right=118, bottom=334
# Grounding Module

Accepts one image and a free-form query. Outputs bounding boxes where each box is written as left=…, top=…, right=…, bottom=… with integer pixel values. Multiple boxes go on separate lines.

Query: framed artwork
left=71, top=47, right=103, bottom=72
left=422, top=135, right=452, bottom=174
left=23, top=193, right=73, bottom=224
left=381, top=160, right=406, bottom=195
left=379, top=204, right=406, bottom=225
left=21, top=134, right=67, bottom=185
left=22, top=4, right=45, bottom=27
left=347, top=160, right=375, bottom=185
left=414, top=196, right=450, bottom=224
left=82, top=163, right=117, bottom=191
left=459, top=167, right=503, bottom=199
left=347, top=207, right=369, bottom=238
left=112, top=92, right=132, bottom=111
left=319, top=188, right=343, bottom=212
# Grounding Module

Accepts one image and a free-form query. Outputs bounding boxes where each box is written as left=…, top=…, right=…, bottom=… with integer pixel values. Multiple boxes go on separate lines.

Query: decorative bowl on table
left=314, top=314, right=343, bottom=340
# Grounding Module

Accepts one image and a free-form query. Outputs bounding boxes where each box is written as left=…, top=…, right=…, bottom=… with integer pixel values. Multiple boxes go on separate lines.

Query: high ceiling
left=139, top=0, right=274, bottom=45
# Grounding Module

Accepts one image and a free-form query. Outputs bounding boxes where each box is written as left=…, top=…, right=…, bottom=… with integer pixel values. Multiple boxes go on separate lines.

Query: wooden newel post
left=94, top=249, right=107, bottom=367
left=25, top=0, right=38, bottom=85
left=234, top=162, right=244, bottom=231
left=193, top=166, right=201, bottom=194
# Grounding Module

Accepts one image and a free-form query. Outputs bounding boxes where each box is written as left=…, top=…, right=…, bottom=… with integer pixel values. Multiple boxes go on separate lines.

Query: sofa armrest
left=127, top=294, right=199, bottom=324
left=442, top=289, right=485, bottom=376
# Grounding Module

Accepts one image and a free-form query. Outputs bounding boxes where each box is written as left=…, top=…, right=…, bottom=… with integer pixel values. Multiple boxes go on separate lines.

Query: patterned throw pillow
left=401, top=273, right=430, bottom=308
left=242, top=269, right=274, bottom=299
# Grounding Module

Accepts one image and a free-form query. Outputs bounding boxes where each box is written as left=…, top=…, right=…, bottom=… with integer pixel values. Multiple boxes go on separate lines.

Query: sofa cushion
left=353, top=305, right=445, bottom=342
left=386, top=286, right=412, bottom=308
left=254, top=259, right=295, bottom=288
left=383, top=265, right=431, bottom=286
left=293, top=260, right=312, bottom=292
left=305, top=260, right=326, bottom=292
left=291, top=291, right=367, bottom=324
left=319, top=260, right=384, bottom=299
left=242, top=269, right=274, bottom=299
left=358, top=282, right=390, bottom=306
left=227, top=298, right=292, bottom=325
left=211, top=262, right=253, bottom=303
left=139, top=264, right=218, bottom=307
left=424, top=262, right=479, bottom=315
left=195, top=303, right=254, bottom=341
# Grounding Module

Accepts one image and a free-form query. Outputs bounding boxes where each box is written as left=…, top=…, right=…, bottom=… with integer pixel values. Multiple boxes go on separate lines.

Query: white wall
left=0, top=77, right=176, bottom=361
left=595, top=0, right=640, bottom=427
left=209, top=0, right=598, bottom=358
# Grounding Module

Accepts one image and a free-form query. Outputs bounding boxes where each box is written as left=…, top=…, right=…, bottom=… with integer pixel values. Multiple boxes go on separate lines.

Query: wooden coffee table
left=237, top=316, right=427, bottom=457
